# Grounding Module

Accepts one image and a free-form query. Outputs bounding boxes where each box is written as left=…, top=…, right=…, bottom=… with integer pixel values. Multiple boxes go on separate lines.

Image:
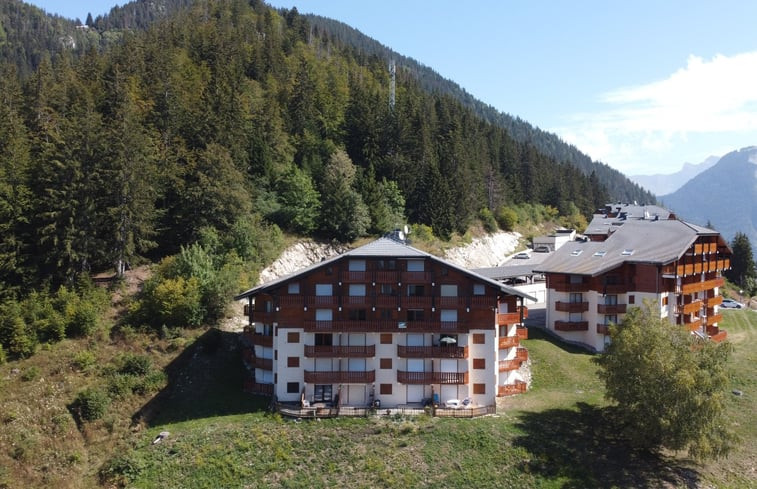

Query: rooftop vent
left=593, top=251, right=607, bottom=257
left=570, top=249, right=583, bottom=257
left=621, top=249, right=635, bottom=256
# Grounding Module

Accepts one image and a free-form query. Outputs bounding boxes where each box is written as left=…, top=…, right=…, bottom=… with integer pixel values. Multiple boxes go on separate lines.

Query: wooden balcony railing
left=304, top=370, right=375, bottom=384
left=252, top=357, right=273, bottom=370
left=397, top=371, right=468, bottom=384
left=401, top=296, right=433, bottom=308
left=515, top=347, right=528, bottom=362
left=516, top=327, right=528, bottom=340
left=497, top=307, right=528, bottom=325
left=303, top=320, right=470, bottom=333
left=555, top=301, right=589, bottom=313
left=498, top=381, right=527, bottom=396
left=603, top=284, right=629, bottom=294
left=555, top=321, right=589, bottom=332
left=683, top=319, right=702, bottom=332
left=499, top=359, right=522, bottom=372
left=437, top=296, right=466, bottom=307
left=279, top=295, right=304, bottom=307
left=553, top=282, right=590, bottom=292
left=243, top=380, right=274, bottom=395
left=678, top=300, right=703, bottom=315
left=341, top=271, right=369, bottom=282
left=706, top=313, right=723, bottom=326
left=397, top=345, right=468, bottom=358
left=309, top=295, right=338, bottom=306
left=596, top=323, right=610, bottom=335
left=375, top=271, right=399, bottom=282
left=375, top=295, right=399, bottom=307
left=706, top=295, right=723, bottom=307
left=252, top=310, right=275, bottom=323
left=597, top=303, right=627, bottom=314
left=709, top=330, right=728, bottom=343
left=681, top=277, right=725, bottom=295
left=498, top=336, right=520, bottom=349
left=248, top=333, right=273, bottom=347
left=402, top=271, right=432, bottom=282
left=304, top=345, right=375, bottom=358
left=344, top=296, right=369, bottom=305
left=470, top=296, right=496, bottom=309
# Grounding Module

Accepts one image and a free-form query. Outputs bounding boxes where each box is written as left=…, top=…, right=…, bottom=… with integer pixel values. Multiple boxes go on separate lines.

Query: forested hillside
left=0, top=0, right=612, bottom=295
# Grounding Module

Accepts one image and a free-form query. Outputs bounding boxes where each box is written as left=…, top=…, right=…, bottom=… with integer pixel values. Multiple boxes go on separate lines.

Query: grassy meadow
left=1, top=309, right=755, bottom=488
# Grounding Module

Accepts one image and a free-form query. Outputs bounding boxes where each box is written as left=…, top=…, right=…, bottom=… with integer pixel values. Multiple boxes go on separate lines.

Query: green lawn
left=114, top=312, right=756, bottom=488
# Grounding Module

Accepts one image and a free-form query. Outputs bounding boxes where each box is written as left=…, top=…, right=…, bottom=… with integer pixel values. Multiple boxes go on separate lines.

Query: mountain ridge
left=630, top=155, right=719, bottom=196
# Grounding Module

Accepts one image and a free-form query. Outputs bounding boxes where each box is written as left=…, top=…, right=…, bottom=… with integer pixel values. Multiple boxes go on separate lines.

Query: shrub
left=495, top=205, right=518, bottom=231
left=133, top=370, right=167, bottom=395
left=20, top=366, right=40, bottom=382
left=99, top=454, right=146, bottom=486
left=72, top=388, right=110, bottom=422
left=106, top=373, right=138, bottom=399
left=72, top=350, right=97, bottom=371
left=119, top=353, right=152, bottom=376
left=0, top=344, right=5, bottom=365
left=478, top=208, right=498, bottom=233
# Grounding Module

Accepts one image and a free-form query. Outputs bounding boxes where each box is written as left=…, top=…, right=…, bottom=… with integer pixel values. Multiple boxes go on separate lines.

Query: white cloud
left=554, top=51, right=757, bottom=174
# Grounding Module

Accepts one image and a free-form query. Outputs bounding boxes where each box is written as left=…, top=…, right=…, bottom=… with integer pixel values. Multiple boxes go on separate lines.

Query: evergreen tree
left=319, top=149, right=369, bottom=241
left=726, top=232, right=756, bottom=294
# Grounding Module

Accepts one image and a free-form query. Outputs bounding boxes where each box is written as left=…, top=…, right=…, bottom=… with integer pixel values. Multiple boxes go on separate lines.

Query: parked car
left=513, top=252, right=531, bottom=259
left=721, top=298, right=744, bottom=309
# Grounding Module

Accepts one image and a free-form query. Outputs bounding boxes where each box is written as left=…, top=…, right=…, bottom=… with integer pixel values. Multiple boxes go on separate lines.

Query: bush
left=99, top=454, right=146, bottom=486
left=72, top=350, right=97, bottom=371
left=0, top=344, right=5, bottom=365
left=119, top=353, right=152, bottom=376
left=106, top=373, right=138, bottom=399
left=495, top=205, right=518, bottom=231
left=20, top=366, right=40, bottom=382
left=72, top=388, right=110, bottom=422
left=478, top=208, right=498, bottom=233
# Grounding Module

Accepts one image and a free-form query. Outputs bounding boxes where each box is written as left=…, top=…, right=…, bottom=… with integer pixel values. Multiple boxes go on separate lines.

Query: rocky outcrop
left=257, top=240, right=348, bottom=284
left=443, top=232, right=522, bottom=268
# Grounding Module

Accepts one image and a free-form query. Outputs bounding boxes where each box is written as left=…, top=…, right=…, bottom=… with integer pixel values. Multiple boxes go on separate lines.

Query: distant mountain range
left=630, top=156, right=720, bottom=196
left=659, top=147, right=757, bottom=249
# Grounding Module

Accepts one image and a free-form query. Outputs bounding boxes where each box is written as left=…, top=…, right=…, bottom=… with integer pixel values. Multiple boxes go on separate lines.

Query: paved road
left=525, top=306, right=545, bottom=328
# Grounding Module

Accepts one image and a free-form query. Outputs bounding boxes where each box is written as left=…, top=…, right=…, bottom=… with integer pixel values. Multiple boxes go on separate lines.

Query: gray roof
left=235, top=237, right=536, bottom=301
left=472, top=250, right=552, bottom=280
left=534, top=217, right=721, bottom=276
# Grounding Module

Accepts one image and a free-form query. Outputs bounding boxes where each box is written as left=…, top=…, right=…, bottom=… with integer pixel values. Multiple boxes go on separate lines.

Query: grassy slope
left=1, top=309, right=755, bottom=488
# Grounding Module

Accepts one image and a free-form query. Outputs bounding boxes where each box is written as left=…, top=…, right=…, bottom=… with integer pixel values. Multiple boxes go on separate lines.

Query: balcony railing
left=304, top=370, right=375, bottom=384
left=683, top=319, right=702, bottom=332
left=603, top=284, right=629, bottom=294
left=375, top=295, right=398, bottom=307
left=710, top=330, right=728, bottom=342
left=303, top=320, right=469, bottom=333
left=499, top=359, right=522, bottom=372
left=470, top=296, right=496, bottom=309
left=597, top=303, right=627, bottom=314
left=304, top=345, right=375, bottom=358
left=516, top=327, right=528, bottom=340
left=401, top=296, right=433, bottom=308
left=678, top=300, right=703, bottom=315
left=498, top=380, right=527, bottom=396
left=555, top=321, right=589, bottom=332
left=498, top=336, right=520, bottom=349
left=553, top=281, right=590, bottom=292
left=252, top=310, right=275, bottom=322
left=402, top=271, right=432, bottom=282
left=341, top=271, right=369, bottom=282
left=706, top=313, right=723, bottom=326
left=596, top=323, right=610, bottom=335
left=252, top=357, right=273, bottom=370
left=397, top=371, right=469, bottom=384
left=375, top=271, right=399, bottom=282
left=515, top=347, right=528, bottom=362
left=437, top=296, right=466, bottom=307
left=247, top=333, right=273, bottom=347
left=243, top=380, right=273, bottom=395
left=397, top=345, right=468, bottom=358
left=556, top=301, right=589, bottom=313
left=706, top=295, right=723, bottom=307
left=309, top=295, right=338, bottom=306
left=279, top=295, right=304, bottom=307
left=681, top=277, right=725, bottom=295
left=497, top=307, right=528, bottom=325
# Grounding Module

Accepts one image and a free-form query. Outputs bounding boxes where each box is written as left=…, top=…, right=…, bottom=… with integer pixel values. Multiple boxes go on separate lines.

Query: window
left=569, top=293, right=583, bottom=303
left=380, top=358, right=392, bottom=369
left=440, top=284, right=458, bottom=297
left=313, top=385, right=332, bottom=402
left=349, top=284, right=366, bottom=296
left=407, top=309, right=425, bottom=321
left=287, top=356, right=300, bottom=368
left=662, top=296, right=668, bottom=306
left=472, top=333, right=485, bottom=344
left=377, top=259, right=397, bottom=270
left=569, top=274, right=583, bottom=284
left=407, top=284, right=425, bottom=296
left=473, top=383, right=486, bottom=394
left=314, top=333, right=332, bottom=346
left=569, top=312, right=583, bottom=322
left=263, top=300, right=273, bottom=312
left=315, top=284, right=333, bottom=296
left=379, top=308, right=393, bottom=320
left=473, top=358, right=485, bottom=369
left=604, top=315, right=617, bottom=325
left=380, top=333, right=393, bottom=344
left=315, top=309, right=333, bottom=321
left=348, top=259, right=366, bottom=271
left=380, top=383, right=392, bottom=395
left=473, top=284, right=485, bottom=295
left=629, top=295, right=635, bottom=304
left=440, top=309, right=457, bottom=322
left=380, top=284, right=397, bottom=296
left=288, top=282, right=300, bottom=294
left=407, top=259, right=424, bottom=272
left=287, top=382, right=299, bottom=394
left=348, top=309, right=367, bottom=320
left=287, top=332, right=300, bottom=343
left=604, top=295, right=617, bottom=305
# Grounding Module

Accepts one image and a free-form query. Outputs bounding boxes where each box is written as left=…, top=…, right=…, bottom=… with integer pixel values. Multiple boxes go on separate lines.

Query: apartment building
left=235, top=236, right=534, bottom=411
left=535, top=204, right=731, bottom=352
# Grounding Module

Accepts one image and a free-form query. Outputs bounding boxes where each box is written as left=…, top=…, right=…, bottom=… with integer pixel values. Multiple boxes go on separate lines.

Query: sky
left=29, top=0, right=757, bottom=176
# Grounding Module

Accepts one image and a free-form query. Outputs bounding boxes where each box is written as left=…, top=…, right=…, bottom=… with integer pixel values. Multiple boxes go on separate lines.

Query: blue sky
left=30, top=0, right=757, bottom=176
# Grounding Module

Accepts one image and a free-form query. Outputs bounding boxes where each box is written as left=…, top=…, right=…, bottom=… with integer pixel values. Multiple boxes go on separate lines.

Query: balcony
left=596, top=323, right=610, bottom=335
left=302, top=320, right=469, bottom=333
left=553, top=281, right=590, bottom=293
left=375, top=271, right=399, bottom=282
left=402, top=296, right=432, bottom=308
left=515, top=347, right=528, bottom=362
left=375, top=295, right=398, bottom=307
left=497, top=307, right=528, bottom=326
left=499, top=359, right=522, bottom=372
left=498, top=336, right=520, bottom=349
left=706, top=295, right=723, bottom=307
left=246, top=332, right=273, bottom=347
left=516, top=327, right=528, bottom=340
left=678, top=300, right=703, bottom=315
left=710, top=330, right=728, bottom=343
left=344, top=296, right=370, bottom=305
left=555, top=321, right=589, bottom=332
left=470, top=296, right=496, bottom=309
left=597, top=303, right=626, bottom=314
left=438, top=296, right=466, bottom=307
left=304, top=370, right=375, bottom=384
left=341, top=271, right=369, bottom=282
left=556, top=301, right=589, bottom=313
left=397, top=345, right=468, bottom=358
left=243, top=380, right=273, bottom=395
left=683, top=319, right=702, bottom=332
left=252, top=357, right=273, bottom=370
left=402, top=271, right=432, bottom=282
left=498, top=380, right=527, bottom=396
left=304, top=345, right=375, bottom=358
left=252, top=310, right=275, bottom=323
left=279, top=295, right=304, bottom=307
left=681, top=277, right=725, bottom=295
left=397, top=371, right=468, bottom=384
left=309, top=295, right=338, bottom=306
left=706, top=313, right=723, bottom=326
left=603, top=284, right=629, bottom=294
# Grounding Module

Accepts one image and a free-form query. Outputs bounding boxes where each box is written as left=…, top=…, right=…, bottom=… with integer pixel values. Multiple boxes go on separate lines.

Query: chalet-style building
left=235, top=236, right=534, bottom=413
left=535, top=204, right=731, bottom=352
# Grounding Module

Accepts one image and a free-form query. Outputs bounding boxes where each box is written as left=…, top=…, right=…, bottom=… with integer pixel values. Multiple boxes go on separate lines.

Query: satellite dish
left=403, top=225, right=409, bottom=235
left=398, top=231, right=405, bottom=241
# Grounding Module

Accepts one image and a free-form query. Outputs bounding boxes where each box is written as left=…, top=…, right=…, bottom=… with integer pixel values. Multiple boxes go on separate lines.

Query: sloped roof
left=534, top=217, right=724, bottom=277
left=235, top=237, right=536, bottom=301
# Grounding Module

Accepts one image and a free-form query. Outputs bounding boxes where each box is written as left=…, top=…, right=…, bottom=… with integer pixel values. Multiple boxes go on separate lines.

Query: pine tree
left=726, top=232, right=756, bottom=294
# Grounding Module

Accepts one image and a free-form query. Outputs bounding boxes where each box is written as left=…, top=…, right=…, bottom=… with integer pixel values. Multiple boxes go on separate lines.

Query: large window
left=569, top=292, right=583, bottom=303
left=287, top=382, right=299, bottom=394
left=377, top=259, right=397, bottom=270
left=440, top=309, right=458, bottom=322
left=380, top=284, right=397, bottom=295
left=605, top=294, right=618, bottom=305
left=407, top=309, right=425, bottom=321
left=315, top=309, right=333, bottom=321
left=408, top=284, right=425, bottom=296
left=407, top=259, right=424, bottom=272
left=313, top=384, right=333, bottom=402
left=315, top=284, right=333, bottom=296
left=314, top=333, right=332, bottom=346
left=348, top=259, right=366, bottom=271
left=349, top=284, right=366, bottom=296
left=440, top=284, right=458, bottom=297
left=288, top=282, right=300, bottom=294
left=348, top=309, right=367, bottom=320
left=473, top=284, right=485, bottom=295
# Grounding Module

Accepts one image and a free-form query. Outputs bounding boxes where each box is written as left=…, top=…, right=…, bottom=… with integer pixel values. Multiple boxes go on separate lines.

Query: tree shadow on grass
left=512, top=402, right=700, bottom=488
left=133, top=329, right=268, bottom=427
left=525, top=326, right=596, bottom=355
